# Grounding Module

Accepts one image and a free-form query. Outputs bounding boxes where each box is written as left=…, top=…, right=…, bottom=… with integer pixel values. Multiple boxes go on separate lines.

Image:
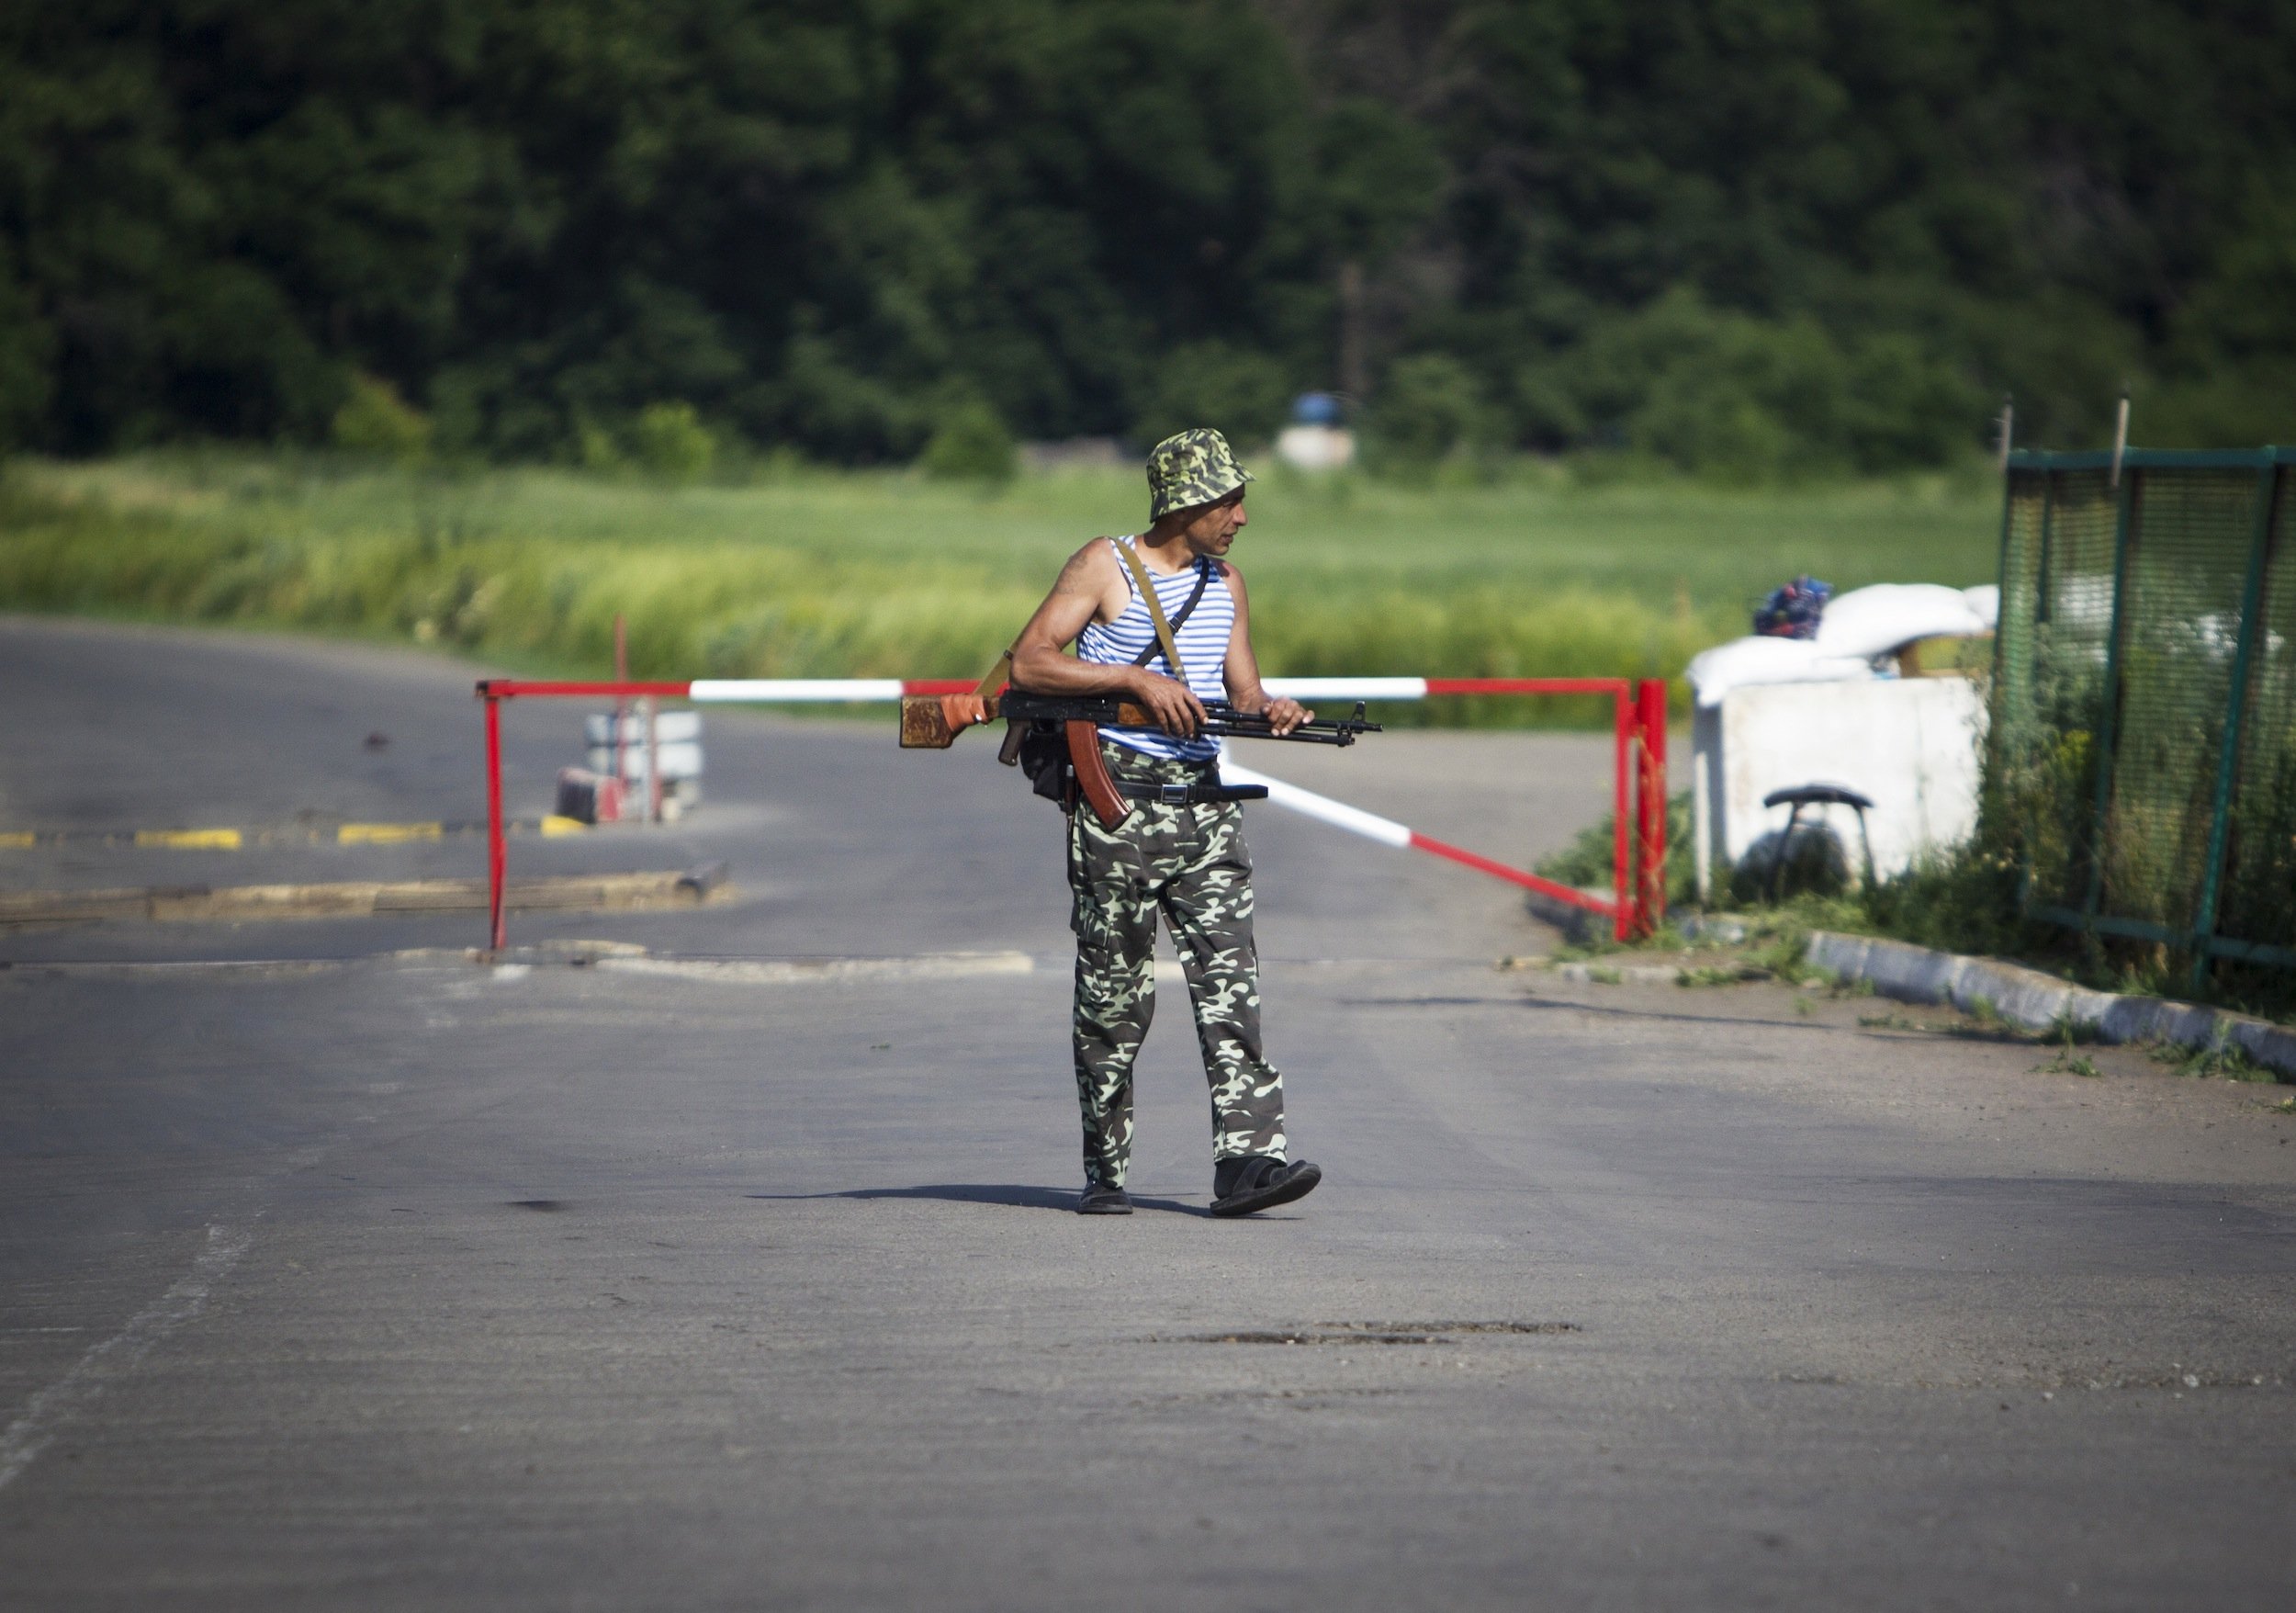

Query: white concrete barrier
left=1692, top=678, right=1986, bottom=896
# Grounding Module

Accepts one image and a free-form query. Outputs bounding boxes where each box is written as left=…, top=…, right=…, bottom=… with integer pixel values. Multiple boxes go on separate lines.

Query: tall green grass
left=0, top=451, right=2003, bottom=723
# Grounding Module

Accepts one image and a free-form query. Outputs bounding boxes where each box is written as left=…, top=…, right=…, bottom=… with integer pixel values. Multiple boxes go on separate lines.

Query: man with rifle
left=1010, top=429, right=1330, bottom=1217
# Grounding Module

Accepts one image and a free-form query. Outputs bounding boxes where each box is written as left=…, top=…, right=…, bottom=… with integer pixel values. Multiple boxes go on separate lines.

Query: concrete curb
left=1541, top=959, right=1775, bottom=987
left=1805, top=930, right=2296, bottom=1079
left=1547, top=961, right=1681, bottom=986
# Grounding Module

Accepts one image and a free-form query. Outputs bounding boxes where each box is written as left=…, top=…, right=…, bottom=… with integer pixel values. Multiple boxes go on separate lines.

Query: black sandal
left=1208, top=1156, right=1322, bottom=1217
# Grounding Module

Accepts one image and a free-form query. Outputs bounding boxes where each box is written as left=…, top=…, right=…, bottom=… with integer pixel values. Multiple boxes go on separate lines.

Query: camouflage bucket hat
left=1146, top=428, right=1255, bottom=520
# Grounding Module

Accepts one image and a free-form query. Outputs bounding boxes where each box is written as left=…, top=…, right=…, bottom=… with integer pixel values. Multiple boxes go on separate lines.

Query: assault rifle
left=898, top=688, right=1379, bottom=828
left=1002, top=692, right=1379, bottom=747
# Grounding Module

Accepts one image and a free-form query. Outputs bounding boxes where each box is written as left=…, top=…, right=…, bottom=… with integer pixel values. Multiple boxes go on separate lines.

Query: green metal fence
left=1994, top=447, right=2296, bottom=986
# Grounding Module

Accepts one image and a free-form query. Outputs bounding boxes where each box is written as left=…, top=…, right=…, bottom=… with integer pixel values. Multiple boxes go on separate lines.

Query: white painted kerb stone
left=1806, top=931, right=2296, bottom=1078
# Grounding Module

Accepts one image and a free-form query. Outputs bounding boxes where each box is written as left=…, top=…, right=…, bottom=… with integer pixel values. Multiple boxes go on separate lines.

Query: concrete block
left=2226, top=1019, right=2296, bottom=1073
left=1693, top=680, right=1987, bottom=896
left=585, top=710, right=702, bottom=746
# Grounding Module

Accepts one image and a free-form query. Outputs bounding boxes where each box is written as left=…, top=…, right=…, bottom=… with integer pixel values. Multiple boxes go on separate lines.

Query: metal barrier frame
left=474, top=676, right=1670, bottom=952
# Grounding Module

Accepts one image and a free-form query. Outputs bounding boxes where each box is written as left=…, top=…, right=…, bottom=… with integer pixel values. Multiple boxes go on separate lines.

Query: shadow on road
left=745, top=1183, right=1208, bottom=1215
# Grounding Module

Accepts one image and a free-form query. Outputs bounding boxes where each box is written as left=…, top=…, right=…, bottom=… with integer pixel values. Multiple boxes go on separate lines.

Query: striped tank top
left=1075, top=536, right=1235, bottom=761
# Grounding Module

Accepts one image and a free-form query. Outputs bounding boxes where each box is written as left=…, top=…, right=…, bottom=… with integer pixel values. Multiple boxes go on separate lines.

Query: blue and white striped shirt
left=1075, top=536, right=1234, bottom=761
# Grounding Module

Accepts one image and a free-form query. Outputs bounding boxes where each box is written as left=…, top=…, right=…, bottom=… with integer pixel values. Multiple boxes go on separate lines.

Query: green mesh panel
left=2020, top=468, right=2117, bottom=911
left=2097, top=468, right=2263, bottom=931
left=2003, top=453, right=2296, bottom=970
left=2219, top=468, right=2296, bottom=948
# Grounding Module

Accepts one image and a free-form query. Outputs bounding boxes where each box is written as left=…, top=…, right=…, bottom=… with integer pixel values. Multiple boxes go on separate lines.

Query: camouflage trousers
left=1066, top=742, right=1286, bottom=1190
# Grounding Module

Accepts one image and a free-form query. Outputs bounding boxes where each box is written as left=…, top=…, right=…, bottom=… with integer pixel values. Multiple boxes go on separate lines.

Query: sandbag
left=1685, top=636, right=1881, bottom=707
left=1812, top=584, right=1989, bottom=660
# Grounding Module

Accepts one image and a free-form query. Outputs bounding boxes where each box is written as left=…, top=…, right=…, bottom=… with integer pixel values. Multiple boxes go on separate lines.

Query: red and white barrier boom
left=475, top=676, right=1669, bottom=952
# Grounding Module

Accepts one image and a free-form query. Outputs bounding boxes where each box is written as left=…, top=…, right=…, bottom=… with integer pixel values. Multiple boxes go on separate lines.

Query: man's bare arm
left=1220, top=566, right=1311, bottom=736
left=1010, top=541, right=1207, bottom=735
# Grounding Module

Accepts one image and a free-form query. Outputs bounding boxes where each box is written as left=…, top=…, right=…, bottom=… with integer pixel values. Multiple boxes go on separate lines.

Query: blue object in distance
left=1752, top=575, right=1832, bottom=639
left=1291, top=391, right=1342, bottom=426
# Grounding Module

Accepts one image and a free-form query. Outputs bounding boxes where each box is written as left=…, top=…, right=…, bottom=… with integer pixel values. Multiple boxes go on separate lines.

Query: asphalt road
left=3, top=615, right=2292, bottom=1611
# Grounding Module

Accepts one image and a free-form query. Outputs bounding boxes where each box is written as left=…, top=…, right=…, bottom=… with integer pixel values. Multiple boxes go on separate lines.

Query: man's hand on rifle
left=1127, top=667, right=1209, bottom=738
left=1255, top=694, right=1313, bottom=738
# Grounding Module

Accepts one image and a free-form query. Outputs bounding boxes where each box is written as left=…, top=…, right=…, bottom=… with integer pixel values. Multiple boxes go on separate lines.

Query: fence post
left=2006, top=468, right=2055, bottom=921
left=2186, top=458, right=2280, bottom=989
left=645, top=696, right=662, bottom=822
left=2032, top=470, right=2056, bottom=627
left=1638, top=680, right=1670, bottom=935
left=484, top=692, right=507, bottom=952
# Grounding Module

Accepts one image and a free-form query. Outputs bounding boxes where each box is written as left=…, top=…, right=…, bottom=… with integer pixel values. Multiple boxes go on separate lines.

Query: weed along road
left=3, top=615, right=2293, bottom=1611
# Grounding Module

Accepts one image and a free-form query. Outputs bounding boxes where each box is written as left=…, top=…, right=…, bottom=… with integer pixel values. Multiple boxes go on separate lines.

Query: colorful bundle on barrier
left=1752, top=576, right=1832, bottom=639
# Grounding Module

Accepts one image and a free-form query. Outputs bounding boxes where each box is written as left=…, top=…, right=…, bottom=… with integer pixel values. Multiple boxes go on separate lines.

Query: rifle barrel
left=997, top=693, right=1380, bottom=747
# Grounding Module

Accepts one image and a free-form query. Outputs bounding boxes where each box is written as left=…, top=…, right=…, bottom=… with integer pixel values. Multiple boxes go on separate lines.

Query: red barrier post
left=483, top=693, right=507, bottom=952
left=1612, top=687, right=1633, bottom=942
left=1635, top=679, right=1670, bottom=936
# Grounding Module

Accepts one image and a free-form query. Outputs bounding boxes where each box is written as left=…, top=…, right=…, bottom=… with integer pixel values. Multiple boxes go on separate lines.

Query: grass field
left=0, top=452, right=2005, bottom=724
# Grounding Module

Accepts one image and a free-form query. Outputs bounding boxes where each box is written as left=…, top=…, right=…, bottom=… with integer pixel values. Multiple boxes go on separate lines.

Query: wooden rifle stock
left=897, top=692, right=1126, bottom=827
left=898, top=693, right=994, bottom=748
left=898, top=691, right=1158, bottom=750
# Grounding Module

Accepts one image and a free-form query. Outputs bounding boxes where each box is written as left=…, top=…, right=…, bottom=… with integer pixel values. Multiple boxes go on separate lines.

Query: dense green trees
left=3, top=1, right=2292, bottom=470
left=1334, top=0, right=2296, bottom=466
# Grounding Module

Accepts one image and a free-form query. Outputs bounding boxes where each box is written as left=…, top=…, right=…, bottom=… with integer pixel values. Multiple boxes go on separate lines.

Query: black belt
left=1115, top=782, right=1269, bottom=806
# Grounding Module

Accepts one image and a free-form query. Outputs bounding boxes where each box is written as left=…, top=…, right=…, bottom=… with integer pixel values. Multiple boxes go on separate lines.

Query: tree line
left=3, top=1, right=2291, bottom=475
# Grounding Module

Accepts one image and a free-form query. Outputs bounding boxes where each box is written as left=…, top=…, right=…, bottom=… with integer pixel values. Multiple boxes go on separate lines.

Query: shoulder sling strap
left=1110, top=539, right=1211, bottom=683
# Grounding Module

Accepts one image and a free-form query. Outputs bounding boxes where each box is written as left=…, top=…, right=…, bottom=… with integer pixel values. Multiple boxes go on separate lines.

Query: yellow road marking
left=8, top=819, right=564, bottom=848
left=337, top=822, right=445, bottom=845
left=135, top=829, right=242, bottom=850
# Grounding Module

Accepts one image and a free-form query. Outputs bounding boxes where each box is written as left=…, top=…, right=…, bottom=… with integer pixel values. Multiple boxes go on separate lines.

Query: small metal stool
left=1761, top=784, right=1876, bottom=899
